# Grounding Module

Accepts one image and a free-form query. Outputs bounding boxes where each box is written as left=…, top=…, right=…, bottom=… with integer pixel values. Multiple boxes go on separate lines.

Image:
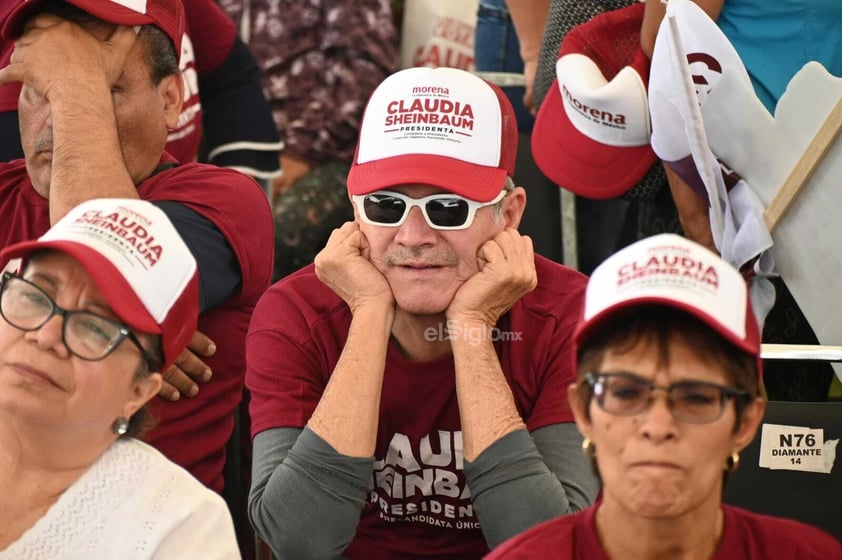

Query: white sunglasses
left=352, top=190, right=507, bottom=231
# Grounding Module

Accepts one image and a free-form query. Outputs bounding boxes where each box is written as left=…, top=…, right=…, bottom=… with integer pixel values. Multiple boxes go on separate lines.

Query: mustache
left=383, top=248, right=459, bottom=267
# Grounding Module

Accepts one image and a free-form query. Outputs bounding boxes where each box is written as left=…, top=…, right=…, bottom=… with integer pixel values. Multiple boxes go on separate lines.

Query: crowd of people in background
left=0, top=0, right=839, bottom=559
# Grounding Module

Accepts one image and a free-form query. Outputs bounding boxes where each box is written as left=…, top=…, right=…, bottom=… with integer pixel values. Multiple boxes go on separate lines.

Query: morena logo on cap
left=531, top=2, right=658, bottom=199
left=382, top=96, right=476, bottom=135
left=30, top=198, right=197, bottom=322
left=34, top=199, right=197, bottom=326
left=70, top=206, right=164, bottom=268
left=615, top=245, right=720, bottom=290
left=0, top=198, right=199, bottom=369
left=574, top=234, right=762, bottom=377
left=357, top=67, right=501, bottom=168
left=557, top=53, right=651, bottom=148
left=347, top=67, right=517, bottom=203
left=583, top=234, right=750, bottom=346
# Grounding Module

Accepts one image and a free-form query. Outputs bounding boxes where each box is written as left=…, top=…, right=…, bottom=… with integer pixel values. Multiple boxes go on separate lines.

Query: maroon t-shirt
left=0, top=156, right=274, bottom=491
left=247, top=256, right=587, bottom=559
left=486, top=503, right=842, bottom=559
left=164, top=0, right=237, bottom=163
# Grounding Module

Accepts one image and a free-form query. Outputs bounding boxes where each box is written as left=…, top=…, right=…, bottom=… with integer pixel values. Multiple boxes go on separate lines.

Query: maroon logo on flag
left=686, top=52, right=723, bottom=96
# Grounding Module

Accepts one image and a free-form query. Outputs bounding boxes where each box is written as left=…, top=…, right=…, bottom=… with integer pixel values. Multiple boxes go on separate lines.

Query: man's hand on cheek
left=314, top=222, right=395, bottom=314
left=447, top=229, right=537, bottom=328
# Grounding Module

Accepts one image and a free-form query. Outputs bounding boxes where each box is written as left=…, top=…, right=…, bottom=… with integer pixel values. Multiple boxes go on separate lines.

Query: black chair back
left=723, top=400, right=842, bottom=541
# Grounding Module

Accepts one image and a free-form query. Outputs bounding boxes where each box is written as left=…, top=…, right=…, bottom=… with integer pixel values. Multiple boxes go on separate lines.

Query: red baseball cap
left=531, top=2, right=656, bottom=199
left=347, top=66, right=518, bottom=203
left=3, top=0, right=185, bottom=56
left=1, top=198, right=199, bottom=371
left=574, top=233, right=761, bottom=375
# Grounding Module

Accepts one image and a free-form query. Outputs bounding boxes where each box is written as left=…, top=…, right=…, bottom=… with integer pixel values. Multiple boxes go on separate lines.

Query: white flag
left=648, top=0, right=774, bottom=327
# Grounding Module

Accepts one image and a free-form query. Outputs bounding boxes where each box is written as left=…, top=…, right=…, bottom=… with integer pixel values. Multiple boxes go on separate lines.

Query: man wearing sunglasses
left=246, top=66, right=600, bottom=559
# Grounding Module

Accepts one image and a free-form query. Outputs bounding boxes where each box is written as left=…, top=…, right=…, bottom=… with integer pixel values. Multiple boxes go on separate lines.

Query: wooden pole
left=764, top=97, right=842, bottom=232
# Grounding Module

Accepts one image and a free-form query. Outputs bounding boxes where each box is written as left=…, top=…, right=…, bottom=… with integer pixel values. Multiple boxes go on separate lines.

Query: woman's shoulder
left=720, top=505, right=842, bottom=559
left=102, top=440, right=241, bottom=557
left=1, top=440, right=238, bottom=559
left=109, top=439, right=227, bottom=507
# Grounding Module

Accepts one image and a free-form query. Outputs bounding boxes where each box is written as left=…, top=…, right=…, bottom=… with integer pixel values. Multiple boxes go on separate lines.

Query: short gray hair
left=493, top=176, right=517, bottom=220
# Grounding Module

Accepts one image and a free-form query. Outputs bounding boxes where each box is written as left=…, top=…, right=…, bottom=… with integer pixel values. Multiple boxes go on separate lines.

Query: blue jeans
left=474, top=0, right=534, bottom=132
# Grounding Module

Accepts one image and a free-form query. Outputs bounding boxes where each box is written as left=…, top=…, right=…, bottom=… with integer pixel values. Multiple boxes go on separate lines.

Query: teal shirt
left=716, top=0, right=842, bottom=113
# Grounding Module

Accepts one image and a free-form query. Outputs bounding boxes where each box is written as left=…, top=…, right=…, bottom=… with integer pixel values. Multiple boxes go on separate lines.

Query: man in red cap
left=246, top=66, right=600, bottom=559
left=0, top=0, right=283, bottom=179
left=0, top=0, right=274, bottom=499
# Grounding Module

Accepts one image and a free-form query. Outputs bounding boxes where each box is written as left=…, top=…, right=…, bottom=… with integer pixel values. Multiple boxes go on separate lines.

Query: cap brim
left=575, top=296, right=760, bottom=359
left=347, top=153, right=507, bottom=203
left=2, top=239, right=160, bottom=336
left=3, top=0, right=155, bottom=40
left=531, top=79, right=657, bottom=199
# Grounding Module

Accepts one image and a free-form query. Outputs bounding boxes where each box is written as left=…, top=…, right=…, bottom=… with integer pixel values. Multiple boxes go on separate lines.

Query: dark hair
left=575, top=306, right=762, bottom=433
left=122, top=334, right=164, bottom=439
left=137, top=25, right=179, bottom=84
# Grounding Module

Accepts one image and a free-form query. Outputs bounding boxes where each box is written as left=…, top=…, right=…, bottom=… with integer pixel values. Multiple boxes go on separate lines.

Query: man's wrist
left=436, top=317, right=499, bottom=345
left=350, top=299, right=396, bottom=330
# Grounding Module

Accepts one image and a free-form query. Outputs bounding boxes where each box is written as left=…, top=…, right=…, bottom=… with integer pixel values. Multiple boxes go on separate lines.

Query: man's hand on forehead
left=29, top=11, right=140, bottom=50
left=0, top=13, right=138, bottom=96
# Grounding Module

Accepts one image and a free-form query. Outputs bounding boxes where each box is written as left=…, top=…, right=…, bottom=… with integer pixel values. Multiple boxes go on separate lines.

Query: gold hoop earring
left=582, top=438, right=596, bottom=459
left=725, top=452, right=740, bottom=472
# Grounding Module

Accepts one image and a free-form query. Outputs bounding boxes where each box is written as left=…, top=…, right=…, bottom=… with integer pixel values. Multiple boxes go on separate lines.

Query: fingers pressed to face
left=477, top=229, right=536, bottom=285
left=22, top=12, right=67, bottom=33
left=320, top=222, right=366, bottom=256
left=106, top=24, right=139, bottom=52
left=12, top=15, right=139, bottom=95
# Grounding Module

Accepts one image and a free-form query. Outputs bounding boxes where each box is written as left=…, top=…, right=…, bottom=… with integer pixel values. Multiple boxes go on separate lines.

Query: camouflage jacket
left=217, top=0, right=398, bottom=164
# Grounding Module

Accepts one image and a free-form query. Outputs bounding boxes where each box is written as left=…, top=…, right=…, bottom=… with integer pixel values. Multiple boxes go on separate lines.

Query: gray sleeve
left=248, top=426, right=374, bottom=560
left=464, top=424, right=600, bottom=548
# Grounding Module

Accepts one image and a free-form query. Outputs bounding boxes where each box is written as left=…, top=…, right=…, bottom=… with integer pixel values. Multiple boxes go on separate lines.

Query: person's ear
left=159, top=73, right=184, bottom=130
left=501, top=186, right=527, bottom=229
left=124, top=372, right=163, bottom=418
left=733, top=397, right=766, bottom=453
left=568, top=382, right=592, bottom=440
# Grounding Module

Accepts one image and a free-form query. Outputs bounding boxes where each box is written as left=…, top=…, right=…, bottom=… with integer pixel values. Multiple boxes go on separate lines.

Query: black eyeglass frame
left=585, top=371, right=749, bottom=424
left=0, top=271, right=160, bottom=369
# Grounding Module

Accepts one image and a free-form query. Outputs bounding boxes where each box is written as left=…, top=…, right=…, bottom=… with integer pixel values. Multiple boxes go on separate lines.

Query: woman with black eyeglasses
left=487, top=233, right=842, bottom=559
left=0, top=199, right=239, bottom=559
